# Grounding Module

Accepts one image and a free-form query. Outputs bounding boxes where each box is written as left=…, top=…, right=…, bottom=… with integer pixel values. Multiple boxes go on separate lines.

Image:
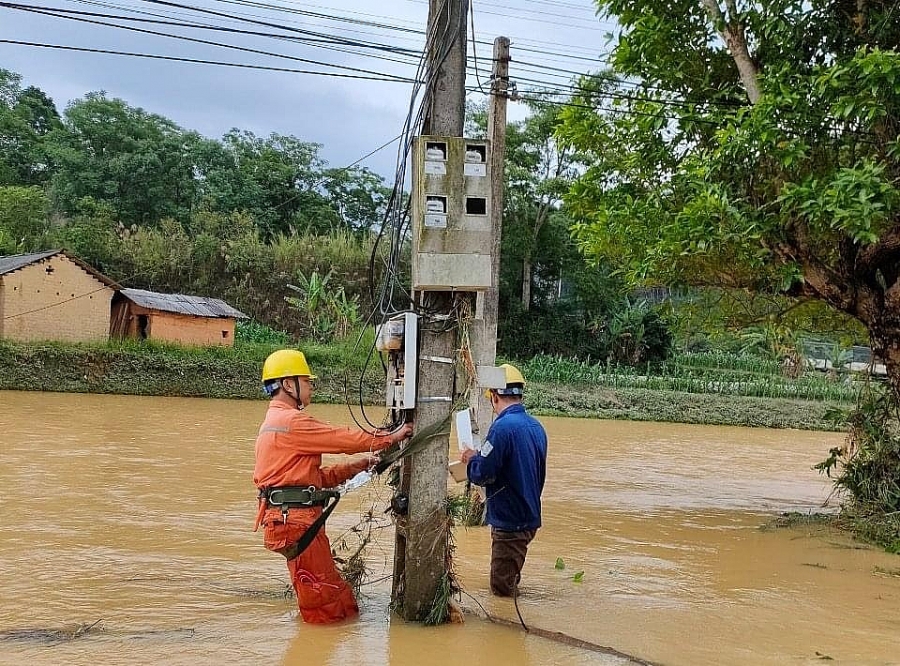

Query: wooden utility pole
left=470, top=37, right=511, bottom=445
left=392, top=0, right=469, bottom=622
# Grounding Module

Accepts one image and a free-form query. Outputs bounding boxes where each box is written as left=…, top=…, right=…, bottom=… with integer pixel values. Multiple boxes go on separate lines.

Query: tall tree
left=505, top=101, right=582, bottom=310
left=560, top=1, right=900, bottom=394
left=320, top=166, right=391, bottom=234
left=0, top=69, right=61, bottom=186
left=47, top=93, right=197, bottom=226
left=221, top=130, right=325, bottom=234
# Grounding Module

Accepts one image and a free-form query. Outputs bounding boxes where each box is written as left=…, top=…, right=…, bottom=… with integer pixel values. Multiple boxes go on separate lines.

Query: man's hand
left=389, top=422, right=414, bottom=443
left=459, top=448, right=477, bottom=464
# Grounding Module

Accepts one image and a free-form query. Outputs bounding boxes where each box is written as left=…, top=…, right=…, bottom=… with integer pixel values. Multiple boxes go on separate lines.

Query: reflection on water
left=0, top=391, right=898, bottom=666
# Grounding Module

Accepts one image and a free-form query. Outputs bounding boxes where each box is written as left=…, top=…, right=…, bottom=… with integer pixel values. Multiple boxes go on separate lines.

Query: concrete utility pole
left=392, top=0, right=469, bottom=622
left=470, top=36, right=511, bottom=447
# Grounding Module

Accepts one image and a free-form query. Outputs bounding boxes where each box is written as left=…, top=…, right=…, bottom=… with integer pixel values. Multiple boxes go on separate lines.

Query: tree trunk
left=864, top=321, right=900, bottom=405
left=522, top=253, right=532, bottom=311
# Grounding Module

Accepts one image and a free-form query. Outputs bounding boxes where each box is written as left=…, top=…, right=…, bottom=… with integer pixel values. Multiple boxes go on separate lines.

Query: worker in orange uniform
left=253, top=349, right=413, bottom=624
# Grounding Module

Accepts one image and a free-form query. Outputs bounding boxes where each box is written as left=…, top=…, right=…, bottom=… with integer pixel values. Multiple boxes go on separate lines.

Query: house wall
left=149, top=310, right=236, bottom=347
left=0, top=255, right=113, bottom=342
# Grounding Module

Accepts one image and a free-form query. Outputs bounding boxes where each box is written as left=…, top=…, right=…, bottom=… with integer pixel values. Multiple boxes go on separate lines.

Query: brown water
left=1, top=391, right=898, bottom=666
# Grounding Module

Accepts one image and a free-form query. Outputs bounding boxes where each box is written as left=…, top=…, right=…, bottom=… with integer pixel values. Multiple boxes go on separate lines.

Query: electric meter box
left=411, top=136, right=492, bottom=291
left=378, top=312, right=418, bottom=410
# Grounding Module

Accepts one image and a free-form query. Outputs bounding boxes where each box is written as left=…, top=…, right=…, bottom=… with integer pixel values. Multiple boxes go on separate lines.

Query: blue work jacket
left=466, top=403, right=547, bottom=531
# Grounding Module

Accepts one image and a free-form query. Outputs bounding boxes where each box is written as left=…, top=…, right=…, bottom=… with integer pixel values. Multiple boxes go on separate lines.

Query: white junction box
left=411, top=136, right=492, bottom=291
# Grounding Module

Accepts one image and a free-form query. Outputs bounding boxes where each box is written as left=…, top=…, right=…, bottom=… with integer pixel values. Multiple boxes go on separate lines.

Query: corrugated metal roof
left=0, top=250, right=63, bottom=276
left=120, top=288, right=247, bottom=319
left=0, top=249, right=120, bottom=288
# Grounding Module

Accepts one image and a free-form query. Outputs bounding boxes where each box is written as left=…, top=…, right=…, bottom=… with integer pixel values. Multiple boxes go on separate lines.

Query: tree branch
left=699, top=0, right=761, bottom=104
left=858, top=225, right=900, bottom=273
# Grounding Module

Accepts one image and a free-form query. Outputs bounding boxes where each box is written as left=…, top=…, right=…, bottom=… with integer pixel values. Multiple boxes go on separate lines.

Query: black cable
left=4, top=2, right=420, bottom=55
left=3, top=3, right=422, bottom=80
left=0, top=39, right=419, bottom=82
left=513, top=584, right=528, bottom=631
left=214, top=0, right=425, bottom=36
left=468, top=0, right=487, bottom=94
left=141, top=0, right=616, bottom=64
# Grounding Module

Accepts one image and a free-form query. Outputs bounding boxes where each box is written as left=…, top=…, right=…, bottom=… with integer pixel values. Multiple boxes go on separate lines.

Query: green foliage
left=38, top=209, right=378, bottom=337
left=0, top=69, right=61, bottom=186
left=560, top=1, right=900, bottom=396
left=500, top=298, right=671, bottom=365
left=235, top=320, right=291, bottom=346
left=816, top=392, right=900, bottom=513
left=815, top=390, right=900, bottom=551
left=0, top=185, right=49, bottom=253
left=665, top=288, right=870, bottom=353
left=285, top=269, right=361, bottom=342
left=520, top=350, right=864, bottom=402
left=0, top=69, right=391, bottom=247
left=599, top=300, right=672, bottom=365
left=0, top=336, right=384, bottom=404
left=446, top=490, right=485, bottom=527
left=499, top=100, right=586, bottom=311
left=554, top=557, right=566, bottom=570
left=47, top=93, right=198, bottom=226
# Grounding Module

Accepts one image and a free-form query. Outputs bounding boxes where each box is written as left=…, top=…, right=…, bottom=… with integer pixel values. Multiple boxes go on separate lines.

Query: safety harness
left=257, top=486, right=341, bottom=561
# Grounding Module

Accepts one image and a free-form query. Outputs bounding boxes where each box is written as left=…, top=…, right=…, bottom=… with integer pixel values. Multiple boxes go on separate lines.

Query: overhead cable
left=0, top=39, right=419, bottom=82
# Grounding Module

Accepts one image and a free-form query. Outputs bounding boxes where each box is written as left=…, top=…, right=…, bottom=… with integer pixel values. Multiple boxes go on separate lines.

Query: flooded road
left=1, top=390, right=898, bottom=666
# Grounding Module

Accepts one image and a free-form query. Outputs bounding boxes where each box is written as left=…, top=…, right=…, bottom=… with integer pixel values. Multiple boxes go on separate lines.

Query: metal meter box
left=411, top=136, right=492, bottom=291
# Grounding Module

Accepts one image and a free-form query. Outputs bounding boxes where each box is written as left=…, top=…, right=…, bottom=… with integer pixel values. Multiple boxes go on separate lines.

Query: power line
left=1, top=6, right=742, bottom=115
left=88, top=0, right=613, bottom=66
left=399, top=0, right=615, bottom=30
left=179, top=0, right=614, bottom=63
left=0, top=39, right=420, bottom=82
left=2, top=3, right=423, bottom=79
left=16, top=1, right=420, bottom=54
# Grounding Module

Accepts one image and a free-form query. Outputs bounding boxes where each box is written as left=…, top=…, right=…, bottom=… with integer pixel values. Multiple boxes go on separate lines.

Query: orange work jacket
left=254, top=401, right=393, bottom=489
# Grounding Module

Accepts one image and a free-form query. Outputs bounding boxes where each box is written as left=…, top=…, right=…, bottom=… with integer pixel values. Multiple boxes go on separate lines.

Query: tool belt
left=258, top=486, right=342, bottom=561
left=260, top=485, right=340, bottom=508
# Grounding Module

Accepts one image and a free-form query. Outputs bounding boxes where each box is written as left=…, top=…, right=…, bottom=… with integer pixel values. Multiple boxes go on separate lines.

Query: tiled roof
left=0, top=250, right=63, bottom=276
left=0, top=249, right=119, bottom=287
left=120, top=288, right=247, bottom=319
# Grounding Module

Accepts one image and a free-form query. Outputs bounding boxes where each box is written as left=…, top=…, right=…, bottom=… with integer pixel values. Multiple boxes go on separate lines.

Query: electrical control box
left=411, top=136, right=492, bottom=291
left=376, top=312, right=418, bottom=410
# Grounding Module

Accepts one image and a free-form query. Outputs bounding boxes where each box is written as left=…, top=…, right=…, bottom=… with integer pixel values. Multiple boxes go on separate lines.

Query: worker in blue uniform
left=460, top=364, right=548, bottom=597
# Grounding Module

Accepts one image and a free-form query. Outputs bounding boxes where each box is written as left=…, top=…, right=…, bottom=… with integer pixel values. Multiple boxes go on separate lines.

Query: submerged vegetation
left=815, top=392, right=900, bottom=553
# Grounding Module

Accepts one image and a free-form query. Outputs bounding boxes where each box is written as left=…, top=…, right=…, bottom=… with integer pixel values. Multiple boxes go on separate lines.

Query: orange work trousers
left=263, top=509, right=358, bottom=624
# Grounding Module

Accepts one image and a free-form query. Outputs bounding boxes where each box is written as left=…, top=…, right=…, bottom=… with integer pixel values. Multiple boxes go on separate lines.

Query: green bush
left=236, top=320, right=291, bottom=346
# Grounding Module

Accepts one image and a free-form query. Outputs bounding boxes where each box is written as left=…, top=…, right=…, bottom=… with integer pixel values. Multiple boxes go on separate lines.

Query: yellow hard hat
left=501, top=363, right=526, bottom=386
left=485, top=363, right=526, bottom=397
left=261, top=349, right=317, bottom=382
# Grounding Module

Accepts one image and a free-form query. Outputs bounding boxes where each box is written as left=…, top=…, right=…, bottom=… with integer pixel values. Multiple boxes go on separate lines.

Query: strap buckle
left=266, top=485, right=318, bottom=506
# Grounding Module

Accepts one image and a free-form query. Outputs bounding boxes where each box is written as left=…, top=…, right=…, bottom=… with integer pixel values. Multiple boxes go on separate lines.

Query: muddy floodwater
left=1, top=390, right=899, bottom=666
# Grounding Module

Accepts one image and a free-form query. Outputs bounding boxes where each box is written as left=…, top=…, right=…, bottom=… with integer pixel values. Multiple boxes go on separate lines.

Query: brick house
left=111, top=288, right=247, bottom=347
left=0, top=249, right=118, bottom=343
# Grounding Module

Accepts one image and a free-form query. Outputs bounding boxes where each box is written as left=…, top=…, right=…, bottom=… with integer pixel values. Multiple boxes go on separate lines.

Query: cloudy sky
left=0, top=0, right=616, bottom=177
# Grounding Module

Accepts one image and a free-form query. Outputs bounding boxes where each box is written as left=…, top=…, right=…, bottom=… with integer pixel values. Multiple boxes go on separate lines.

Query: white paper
left=424, top=161, right=446, bottom=175
left=455, top=409, right=474, bottom=451
left=424, top=214, right=447, bottom=228
left=464, top=162, right=486, bottom=177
